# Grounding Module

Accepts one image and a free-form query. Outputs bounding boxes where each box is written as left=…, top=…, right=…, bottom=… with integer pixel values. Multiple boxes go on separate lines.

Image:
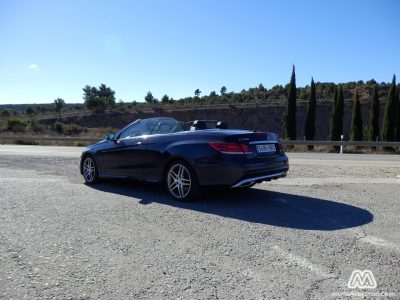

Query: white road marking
left=327, top=219, right=400, bottom=253
left=272, top=245, right=334, bottom=278
left=358, top=235, right=400, bottom=252
left=348, top=227, right=400, bottom=252
left=271, top=245, right=347, bottom=288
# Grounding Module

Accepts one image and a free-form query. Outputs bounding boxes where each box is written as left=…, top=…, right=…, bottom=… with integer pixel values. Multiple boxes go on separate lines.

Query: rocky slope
left=39, top=100, right=384, bottom=140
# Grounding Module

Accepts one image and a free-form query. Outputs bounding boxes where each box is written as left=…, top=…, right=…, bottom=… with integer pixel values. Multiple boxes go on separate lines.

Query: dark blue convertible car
left=80, top=117, right=289, bottom=201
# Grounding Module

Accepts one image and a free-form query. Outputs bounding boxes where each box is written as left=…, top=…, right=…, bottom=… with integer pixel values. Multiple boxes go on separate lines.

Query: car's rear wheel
left=82, top=155, right=99, bottom=184
left=166, top=160, right=199, bottom=201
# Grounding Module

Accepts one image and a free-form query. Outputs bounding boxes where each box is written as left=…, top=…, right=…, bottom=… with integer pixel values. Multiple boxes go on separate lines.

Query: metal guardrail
left=281, top=140, right=400, bottom=147
left=1, top=136, right=400, bottom=147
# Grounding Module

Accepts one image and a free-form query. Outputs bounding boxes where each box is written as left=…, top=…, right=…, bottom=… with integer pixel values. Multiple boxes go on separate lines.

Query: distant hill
left=34, top=99, right=381, bottom=141
left=1, top=79, right=397, bottom=141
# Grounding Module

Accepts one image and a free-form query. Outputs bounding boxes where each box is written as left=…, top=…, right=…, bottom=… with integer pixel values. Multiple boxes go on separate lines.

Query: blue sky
left=0, top=0, right=399, bottom=104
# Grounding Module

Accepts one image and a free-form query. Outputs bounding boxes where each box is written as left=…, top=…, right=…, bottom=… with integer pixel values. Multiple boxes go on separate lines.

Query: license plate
left=256, top=144, right=276, bottom=153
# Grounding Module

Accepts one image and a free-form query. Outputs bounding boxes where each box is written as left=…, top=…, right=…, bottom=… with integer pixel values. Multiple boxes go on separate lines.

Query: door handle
left=133, top=141, right=143, bottom=146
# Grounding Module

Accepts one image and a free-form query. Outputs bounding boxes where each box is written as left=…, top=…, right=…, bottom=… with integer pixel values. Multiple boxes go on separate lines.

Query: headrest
left=216, top=121, right=228, bottom=129
left=190, top=120, right=207, bottom=131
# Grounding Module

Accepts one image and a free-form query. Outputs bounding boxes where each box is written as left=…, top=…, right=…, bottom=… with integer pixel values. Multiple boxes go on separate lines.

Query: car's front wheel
left=82, top=155, right=99, bottom=184
left=166, top=160, right=200, bottom=201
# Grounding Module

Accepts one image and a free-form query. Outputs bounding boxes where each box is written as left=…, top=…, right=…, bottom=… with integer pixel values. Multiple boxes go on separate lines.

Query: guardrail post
left=340, top=135, right=344, bottom=154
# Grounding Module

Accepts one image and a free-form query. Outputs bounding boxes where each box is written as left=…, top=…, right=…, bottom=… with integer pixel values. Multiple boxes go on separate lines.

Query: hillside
left=35, top=99, right=382, bottom=141
left=1, top=78, right=397, bottom=142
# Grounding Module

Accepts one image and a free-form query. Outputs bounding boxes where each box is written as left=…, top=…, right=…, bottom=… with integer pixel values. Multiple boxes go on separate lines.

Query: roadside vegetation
left=0, top=68, right=399, bottom=149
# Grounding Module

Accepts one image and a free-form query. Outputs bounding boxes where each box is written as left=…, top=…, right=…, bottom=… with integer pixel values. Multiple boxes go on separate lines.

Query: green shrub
left=27, top=119, right=43, bottom=133
left=7, top=118, right=27, bottom=132
left=1, top=110, right=10, bottom=118
left=74, top=141, right=90, bottom=147
left=54, top=121, right=64, bottom=133
left=16, top=139, right=39, bottom=145
left=63, top=123, right=84, bottom=135
left=53, top=121, right=84, bottom=135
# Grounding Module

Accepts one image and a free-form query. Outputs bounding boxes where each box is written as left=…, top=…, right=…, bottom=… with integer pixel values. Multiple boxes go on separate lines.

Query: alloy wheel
left=83, top=157, right=96, bottom=183
left=167, top=163, right=192, bottom=199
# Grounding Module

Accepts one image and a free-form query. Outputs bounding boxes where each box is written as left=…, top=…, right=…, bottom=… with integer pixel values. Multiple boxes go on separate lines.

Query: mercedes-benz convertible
left=80, top=117, right=289, bottom=201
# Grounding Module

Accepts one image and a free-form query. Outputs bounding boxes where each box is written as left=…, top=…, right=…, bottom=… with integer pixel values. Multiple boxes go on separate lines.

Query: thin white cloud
left=29, top=64, right=39, bottom=69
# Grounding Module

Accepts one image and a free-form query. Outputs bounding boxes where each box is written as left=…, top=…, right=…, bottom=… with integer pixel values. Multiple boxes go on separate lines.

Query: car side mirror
left=106, top=132, right=116, bottom=141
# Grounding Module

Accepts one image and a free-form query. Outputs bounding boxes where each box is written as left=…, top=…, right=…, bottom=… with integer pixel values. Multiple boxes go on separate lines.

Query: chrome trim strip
left=220, top=151, right=244, bottom=154
left=249, top=141, right=278, bottom=144
left=231, top=171, right=287, bottom=188
left=220, top=151, right=254, bottom=155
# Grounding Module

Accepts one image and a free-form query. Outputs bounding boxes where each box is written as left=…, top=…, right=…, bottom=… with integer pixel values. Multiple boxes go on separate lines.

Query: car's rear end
left=194, top=130, right=289, bottom=188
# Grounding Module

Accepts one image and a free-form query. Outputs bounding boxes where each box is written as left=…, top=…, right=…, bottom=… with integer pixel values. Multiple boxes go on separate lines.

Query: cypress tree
left=333, top=85, right=338, bottom=108
left=305, top=78, right=316, bottom=148
left=395, top=88, right=400, bottom=141
left=350, top=91, right=363, bottom=141
left=329, top=85, right=344, bottom=140
left=337, top=85, right=344, bottom=138
left=329, top=85, right=338, bottom=140
left=368, top=85, right=380, bottom=141
left=382, top=75, right=397, bottom=141
left=285, top=65, right=297, bottom=140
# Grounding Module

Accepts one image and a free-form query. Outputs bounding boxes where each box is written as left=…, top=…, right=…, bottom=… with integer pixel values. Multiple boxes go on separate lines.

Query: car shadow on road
left=86, top=181, right=373, bottom=231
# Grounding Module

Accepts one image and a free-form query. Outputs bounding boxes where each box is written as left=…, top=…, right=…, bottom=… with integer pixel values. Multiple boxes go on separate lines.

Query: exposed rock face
left=39, top=100, right=385, bottom=140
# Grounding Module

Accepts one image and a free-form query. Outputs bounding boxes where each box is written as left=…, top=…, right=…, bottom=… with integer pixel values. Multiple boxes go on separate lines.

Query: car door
left=96, top=136, right=147, bottom=178
left=96, top=119, right=156, bottom=179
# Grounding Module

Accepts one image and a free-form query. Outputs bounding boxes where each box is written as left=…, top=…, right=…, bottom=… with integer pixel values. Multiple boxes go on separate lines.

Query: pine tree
left=144, top=91, right=154, bottom=103
left=305, top=78, right=316, bottom=146
left=329, top=85, right=344, bottom=140
left=368, top=85, right=380, bottom=141
left=382, top=75, right=397, bottom=141
left=220, top=86, right=227, bottom=96
left=54, top=98, right=65, bottom=120
left=285, top=65, right=297, bottom=140
left=161, top=94, right=170, bottom=103
left=350, top=91, right=363, bottom=141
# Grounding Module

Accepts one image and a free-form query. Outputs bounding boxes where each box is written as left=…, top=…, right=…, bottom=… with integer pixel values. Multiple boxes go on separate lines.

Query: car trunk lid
left=223, top=132, right=282, bottom=158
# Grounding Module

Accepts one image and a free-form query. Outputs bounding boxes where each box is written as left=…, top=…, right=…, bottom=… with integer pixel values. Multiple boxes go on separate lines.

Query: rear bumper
left=231, top=171, right=287, bottom=188
left=194, top=155, right=289, bottom=187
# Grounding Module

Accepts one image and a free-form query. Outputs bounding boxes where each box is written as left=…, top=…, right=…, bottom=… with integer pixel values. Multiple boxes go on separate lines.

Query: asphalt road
left=1, top=145, right=399, bottom=299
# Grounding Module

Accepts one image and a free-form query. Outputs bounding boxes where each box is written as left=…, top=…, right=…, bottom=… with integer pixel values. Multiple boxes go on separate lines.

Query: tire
left=82, top=155, right=100, bottom=184
left=165, top=160, right=200, bottom=201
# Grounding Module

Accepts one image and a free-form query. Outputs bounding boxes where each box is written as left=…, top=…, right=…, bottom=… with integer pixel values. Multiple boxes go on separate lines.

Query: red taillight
left=209, top=142, right=253, bottom=154
left=240, top=143, right=252, bottom=154
left=209, top=142, right=242, bottom=153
